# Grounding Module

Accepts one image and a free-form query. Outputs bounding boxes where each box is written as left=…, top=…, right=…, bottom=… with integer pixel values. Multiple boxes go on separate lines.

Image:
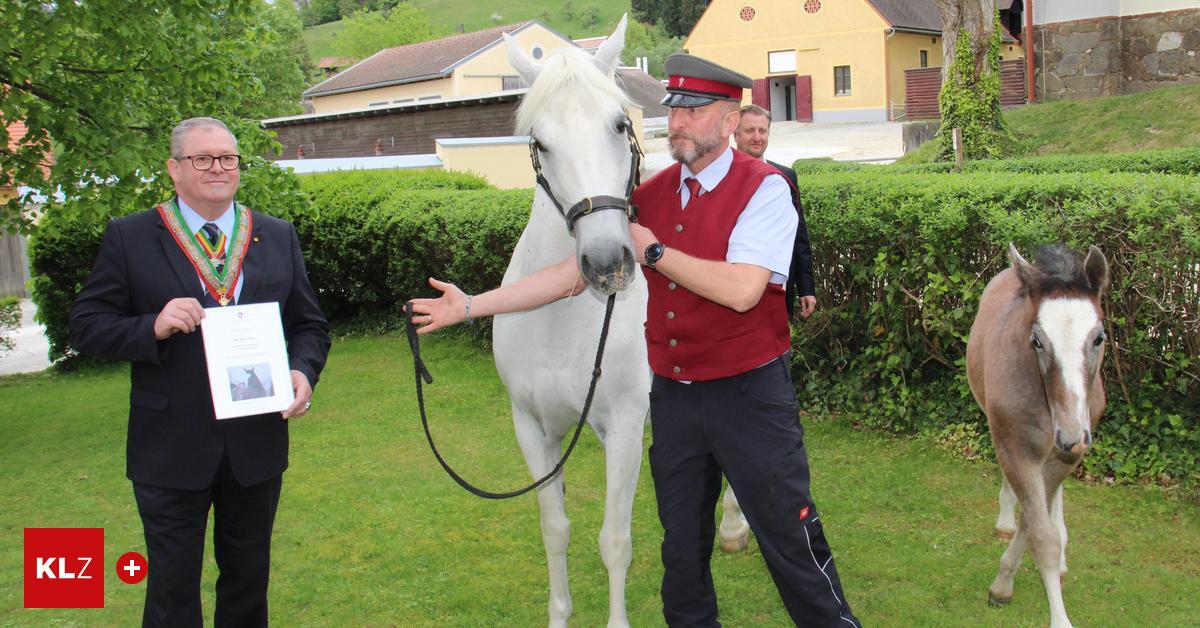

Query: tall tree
left=934, top=0, right=996, bottom=83
left=661, top=0, right=709, bottom=38
left=631, top=0, right=708, bottom=38
left=0, top=1, right=312, bottom=233
left=934, top=0, right=1007, bottom=161
left=631, top=0, right=661, bottom=25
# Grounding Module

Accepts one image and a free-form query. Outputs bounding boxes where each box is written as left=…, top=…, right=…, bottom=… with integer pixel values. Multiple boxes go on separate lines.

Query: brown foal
left=967, top=243, right=1109, bottom=628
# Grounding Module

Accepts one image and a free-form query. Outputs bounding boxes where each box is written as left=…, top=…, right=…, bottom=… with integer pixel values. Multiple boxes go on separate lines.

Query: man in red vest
left=411, top=54, right=858, bottom=628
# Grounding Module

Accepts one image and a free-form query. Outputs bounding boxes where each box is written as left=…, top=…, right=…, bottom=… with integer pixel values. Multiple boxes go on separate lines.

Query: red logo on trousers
left=23, top=528, right=104, bottom=608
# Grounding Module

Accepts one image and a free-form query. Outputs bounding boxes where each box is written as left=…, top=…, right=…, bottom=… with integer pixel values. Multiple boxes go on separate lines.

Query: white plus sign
left=123, top=560, right=142, bottom=577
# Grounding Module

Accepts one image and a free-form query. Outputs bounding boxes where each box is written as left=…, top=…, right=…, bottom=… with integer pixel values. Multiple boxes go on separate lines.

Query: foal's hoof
left=987, top=590, right=1012, bottom=607
left=995, top=528, right=1015, bottom=541
left=720, top=533, right=750, bottom=553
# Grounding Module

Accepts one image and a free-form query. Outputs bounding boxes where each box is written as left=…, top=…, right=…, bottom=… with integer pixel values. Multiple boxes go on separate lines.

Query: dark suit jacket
left=767, top=160, right=815, bottom=317
left=70, top=205, right=330, bottom=490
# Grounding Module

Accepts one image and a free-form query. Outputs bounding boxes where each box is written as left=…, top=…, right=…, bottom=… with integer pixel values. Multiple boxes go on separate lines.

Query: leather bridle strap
left=403, top=294, right=617, bottom=500
left=530, top=116, right=644, bottom=233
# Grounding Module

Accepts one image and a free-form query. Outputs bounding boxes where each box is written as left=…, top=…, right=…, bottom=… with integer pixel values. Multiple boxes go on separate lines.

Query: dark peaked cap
left=661, top=54, right=753, bottom=108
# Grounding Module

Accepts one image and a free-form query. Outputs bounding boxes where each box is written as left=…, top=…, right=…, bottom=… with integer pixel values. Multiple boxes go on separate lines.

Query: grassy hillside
left=900, top=83, right=1200, bottom=162
left=1007, top=83, right=1200, bottom=154
left=303, top=0, right=632, bottom=62
left=303, top=19, right=345, bottom=62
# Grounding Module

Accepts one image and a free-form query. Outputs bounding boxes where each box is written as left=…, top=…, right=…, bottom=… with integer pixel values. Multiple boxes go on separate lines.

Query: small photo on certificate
left=229, top=363, right=276, bottom=401
left=201, top=302, right=294, bottom=419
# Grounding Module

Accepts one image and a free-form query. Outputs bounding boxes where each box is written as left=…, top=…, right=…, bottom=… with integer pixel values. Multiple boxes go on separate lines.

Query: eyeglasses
left=179, top=154, right=242, bottom=171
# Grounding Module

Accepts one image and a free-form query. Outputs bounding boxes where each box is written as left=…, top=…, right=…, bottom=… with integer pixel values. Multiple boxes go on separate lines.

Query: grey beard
left=669, top=135, right=722, bottom=168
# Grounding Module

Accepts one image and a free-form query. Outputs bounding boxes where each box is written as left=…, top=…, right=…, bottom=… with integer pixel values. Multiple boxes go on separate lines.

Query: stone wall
left=1033, top=8, right=1200, bottom=100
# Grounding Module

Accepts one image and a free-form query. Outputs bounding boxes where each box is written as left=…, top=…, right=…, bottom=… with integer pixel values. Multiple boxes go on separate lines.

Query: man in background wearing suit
left=70, top=117, right=331, bottom=627
left=734, top=104, right=817, bottom=319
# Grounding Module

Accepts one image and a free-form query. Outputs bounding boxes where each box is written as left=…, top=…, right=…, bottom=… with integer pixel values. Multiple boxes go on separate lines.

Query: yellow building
left=684, top=0, right=1025, bottom=122
left=303, top=22, right=578, bottom=114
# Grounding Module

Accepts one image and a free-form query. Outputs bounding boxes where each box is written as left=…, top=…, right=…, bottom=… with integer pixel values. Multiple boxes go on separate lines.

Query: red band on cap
left=667, top=75, right=742, bottom=99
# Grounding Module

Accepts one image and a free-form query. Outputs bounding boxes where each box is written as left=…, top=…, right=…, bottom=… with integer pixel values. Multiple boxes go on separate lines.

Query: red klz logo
left=24, top=528, right=104, bottom=608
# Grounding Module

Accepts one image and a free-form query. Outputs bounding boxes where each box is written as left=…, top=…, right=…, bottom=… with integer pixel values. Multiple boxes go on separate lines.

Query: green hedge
left=792, top=147, right=1200, bottom=177
left=25, top=166, right=1199, bottom=485
left=795, top=170, right=1199, bottom=483
left=296, top=183, right=530, bottom=322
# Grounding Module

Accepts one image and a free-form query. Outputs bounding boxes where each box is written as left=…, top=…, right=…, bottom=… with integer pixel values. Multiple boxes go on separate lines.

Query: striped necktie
left=199, top=223, right=226, bottom=276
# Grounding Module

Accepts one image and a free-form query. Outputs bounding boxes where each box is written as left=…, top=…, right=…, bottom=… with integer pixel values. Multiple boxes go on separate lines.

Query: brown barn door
left=796, top=75, right=813, bottom=122
left=752, top=79, right=770, bottom=109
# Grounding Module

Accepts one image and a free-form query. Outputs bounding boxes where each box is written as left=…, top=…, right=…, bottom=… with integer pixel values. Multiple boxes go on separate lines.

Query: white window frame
left=768, top=50, right=797, bottom=74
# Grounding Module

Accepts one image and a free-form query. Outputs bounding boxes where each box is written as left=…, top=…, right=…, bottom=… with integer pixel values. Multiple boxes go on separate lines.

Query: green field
left=3, top=334, right=1198, bottom=625
left=303, top=1, right=632, bottom=62
left=901, top=83, right=1200, bottom=162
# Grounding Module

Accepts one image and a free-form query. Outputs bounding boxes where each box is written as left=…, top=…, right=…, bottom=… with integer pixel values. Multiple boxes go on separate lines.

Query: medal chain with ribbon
left=156, top=198, right=253, bottom=306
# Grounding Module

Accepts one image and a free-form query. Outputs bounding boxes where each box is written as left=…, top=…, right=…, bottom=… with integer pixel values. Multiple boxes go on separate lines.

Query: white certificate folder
left=200, top=302, right=294, bottom=420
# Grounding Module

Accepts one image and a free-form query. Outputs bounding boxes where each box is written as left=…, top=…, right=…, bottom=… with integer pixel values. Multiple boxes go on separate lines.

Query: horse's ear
left=505, top=32, right=541, bottom=85
left=593, top=14, right=627, bottom=76
left=1008, top=243, right=1041, bottom=292
left=1083, top=245, right=1110, bottom=295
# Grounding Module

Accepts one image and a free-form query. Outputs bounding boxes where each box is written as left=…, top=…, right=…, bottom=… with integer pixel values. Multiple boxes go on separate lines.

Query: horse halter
left=528, top=115, right=643, bottom=234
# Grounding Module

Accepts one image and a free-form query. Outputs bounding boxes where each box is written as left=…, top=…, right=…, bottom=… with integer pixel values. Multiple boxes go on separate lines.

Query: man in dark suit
left=734, top=104, right=817, bottom=319
left=70, top=117, right=330, bottom=627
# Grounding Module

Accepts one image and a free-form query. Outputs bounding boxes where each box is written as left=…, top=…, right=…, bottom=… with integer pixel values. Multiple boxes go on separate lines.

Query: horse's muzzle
left=581, top=247, right=636, bottom=295
left=1053, top=427, right=1093, bottom=456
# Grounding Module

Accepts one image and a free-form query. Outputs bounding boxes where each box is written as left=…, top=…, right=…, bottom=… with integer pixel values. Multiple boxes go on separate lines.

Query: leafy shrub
left=27, top=212, right=107, bottom=367
left=795, top=170, right=1199, bottom=483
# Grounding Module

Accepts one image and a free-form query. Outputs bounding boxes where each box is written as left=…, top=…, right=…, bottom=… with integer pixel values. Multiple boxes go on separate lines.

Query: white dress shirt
left=678, top=147, right=797, bottom=285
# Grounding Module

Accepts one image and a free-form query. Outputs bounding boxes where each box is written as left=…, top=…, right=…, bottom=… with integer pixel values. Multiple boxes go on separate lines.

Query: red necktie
left=684, top=177, right=703, bottom=199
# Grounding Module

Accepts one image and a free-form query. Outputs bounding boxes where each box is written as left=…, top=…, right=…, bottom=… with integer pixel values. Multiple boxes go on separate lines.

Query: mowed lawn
left=1, top=334, right=1197, bottom=626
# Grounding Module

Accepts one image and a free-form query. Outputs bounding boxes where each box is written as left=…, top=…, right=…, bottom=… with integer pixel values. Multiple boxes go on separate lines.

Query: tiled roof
left=867, top=0, right=1019, bottom=40
left=866, top=0, right=944, bottom=33
left=304, top=22, right=535, bottom=98
left=574, top=36, right=607, bottom=51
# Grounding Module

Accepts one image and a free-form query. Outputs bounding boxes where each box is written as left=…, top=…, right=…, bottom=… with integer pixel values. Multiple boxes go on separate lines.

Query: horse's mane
left=1029, top=244, right=1094, bottom=295
left=514, top=46, right=632, bottom=136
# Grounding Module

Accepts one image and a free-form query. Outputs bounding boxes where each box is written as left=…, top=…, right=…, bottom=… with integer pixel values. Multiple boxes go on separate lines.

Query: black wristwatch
left=644, top=242, right=665, bottom=269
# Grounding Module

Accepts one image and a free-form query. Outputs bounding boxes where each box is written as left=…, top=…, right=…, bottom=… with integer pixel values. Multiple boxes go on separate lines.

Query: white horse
left=495, top=17, right=650, bottom=627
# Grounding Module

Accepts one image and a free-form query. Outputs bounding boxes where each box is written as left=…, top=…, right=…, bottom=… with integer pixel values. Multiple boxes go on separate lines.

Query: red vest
left=633, top=151, right=791, bottom=381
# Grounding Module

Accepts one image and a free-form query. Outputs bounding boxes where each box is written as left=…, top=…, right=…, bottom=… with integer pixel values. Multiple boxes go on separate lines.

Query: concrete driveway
left=642, top=120, right=904, bottom=175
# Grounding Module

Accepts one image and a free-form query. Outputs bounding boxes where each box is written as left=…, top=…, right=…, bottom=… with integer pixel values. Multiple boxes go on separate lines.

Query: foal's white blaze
left=1037, top=297, right=1099, bottom=437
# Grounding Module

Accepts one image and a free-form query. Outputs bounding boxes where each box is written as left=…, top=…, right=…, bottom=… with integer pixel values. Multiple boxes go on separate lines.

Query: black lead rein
left=403, top=293, right=617, bottom=499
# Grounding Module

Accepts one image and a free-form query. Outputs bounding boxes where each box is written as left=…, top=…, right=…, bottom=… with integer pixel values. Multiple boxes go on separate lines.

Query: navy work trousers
left=648, top=355, right=859, bottom=627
